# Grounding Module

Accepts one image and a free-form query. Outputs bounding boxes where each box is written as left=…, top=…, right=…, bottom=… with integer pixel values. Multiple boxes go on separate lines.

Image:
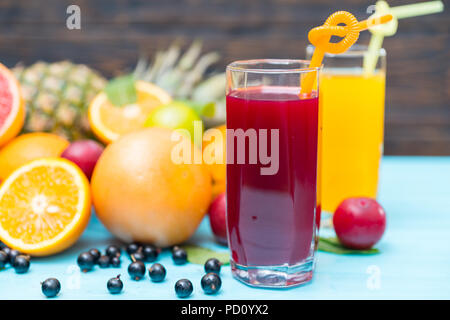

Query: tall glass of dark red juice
left=225, top=60, right=320, bottom=287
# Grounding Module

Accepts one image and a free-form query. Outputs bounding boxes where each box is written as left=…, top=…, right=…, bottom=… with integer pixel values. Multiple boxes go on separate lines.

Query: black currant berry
left=175, top=279, right=193, bottom=298
left=204, top=258, right=221, bottom=274
left=97, top=255, right=110, bottom=268
left=2, top=247, right=11, bottom=259
left=1, top=247, right=11, bottom=261
left=77, top=252, right=95, bottom=272
left=126, top=242, right=140, bottom=256
left=41, top=278, right=61, bottom=298
left=107, top=275, right=123, bottom=294
left=128, top=261, right=146, bottom=280
left=0, top=251, right=8, bottom=268
left=172, top=248, right=187, bottom=265
left=105, top=245, right=121, bottom=258
left=88, top=248, right=101, bottom=263
left=8, top=249, right=21, bottom=265
left=171, top=246, right=180, bottom=253
left=12, top=255, right=30, bottom=274
left=142, top=245, right=159, bottom=262
left=131, top=251, right=145, bottom=262
left=148, top=263, right=166, bottom=282
left=201, top=273, right=222, bottom=295
left=110, top=255, right=121, bottom=268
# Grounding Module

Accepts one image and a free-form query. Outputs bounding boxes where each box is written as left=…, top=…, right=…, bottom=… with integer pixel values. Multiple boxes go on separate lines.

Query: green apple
left=144, top=101, right=203, bottom=144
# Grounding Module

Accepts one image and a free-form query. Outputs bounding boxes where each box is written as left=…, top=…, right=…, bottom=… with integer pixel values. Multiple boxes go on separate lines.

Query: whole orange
left=91, top=127, right=212, bottom=247
left=212, top=180, right=226, bottom=202
left=0, top=132, right=69, bottom=180
left=202, top=125, right=226, bottom=199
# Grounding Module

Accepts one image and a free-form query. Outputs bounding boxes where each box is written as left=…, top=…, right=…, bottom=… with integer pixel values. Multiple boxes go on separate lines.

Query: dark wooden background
left=0, top=0, right=448, bottom=155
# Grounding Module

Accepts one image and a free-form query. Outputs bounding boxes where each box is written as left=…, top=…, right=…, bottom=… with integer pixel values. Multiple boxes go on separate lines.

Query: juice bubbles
left=310, top=45, right=386, bottom=214
left=226, top=59, right=320, bottom=287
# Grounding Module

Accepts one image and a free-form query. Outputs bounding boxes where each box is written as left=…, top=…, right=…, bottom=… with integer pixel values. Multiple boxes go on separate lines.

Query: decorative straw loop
left=301, top=10, right=392, bottom=96
left=308, top=11, right=360, bottom=54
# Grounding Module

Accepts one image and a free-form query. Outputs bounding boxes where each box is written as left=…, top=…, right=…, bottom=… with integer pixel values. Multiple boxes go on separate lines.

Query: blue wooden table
left=1, top=156, right=449, bottom=299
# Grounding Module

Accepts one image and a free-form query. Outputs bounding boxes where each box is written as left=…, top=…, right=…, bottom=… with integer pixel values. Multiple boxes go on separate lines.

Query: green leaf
left=318, top=237, right=380, bottom=255
left=181, top=245, right=230, bottom=265
left=104, top=75, right=137, bottom=107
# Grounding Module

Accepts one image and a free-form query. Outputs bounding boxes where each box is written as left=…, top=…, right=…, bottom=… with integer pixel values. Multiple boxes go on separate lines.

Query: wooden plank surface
left=0, top=0, right=448, bottom=155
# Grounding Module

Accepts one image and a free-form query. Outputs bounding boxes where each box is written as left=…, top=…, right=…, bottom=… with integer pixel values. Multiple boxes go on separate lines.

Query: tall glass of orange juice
left=307, top=45, right=386, bottom=215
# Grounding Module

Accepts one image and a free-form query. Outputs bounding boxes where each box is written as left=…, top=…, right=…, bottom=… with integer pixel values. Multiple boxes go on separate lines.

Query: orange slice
left=0, top=63, right=25, bottom=147
left=88, top=81, right=172, bottom=144
left=0, top=158, right=91, bottom=256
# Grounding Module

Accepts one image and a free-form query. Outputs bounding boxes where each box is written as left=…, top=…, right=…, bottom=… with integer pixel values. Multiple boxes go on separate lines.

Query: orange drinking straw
left=300, top=11, right=393, bottom=96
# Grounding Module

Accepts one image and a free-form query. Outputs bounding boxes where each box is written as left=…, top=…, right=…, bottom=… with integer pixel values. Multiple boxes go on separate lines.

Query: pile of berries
left=2, top=240, right=224, bottom=298
left=74, top=242, right=223, bottom=298
left=77, top=244, right=123, bottom=272
left=0, top=244, right=31, bottom=274
left=175, top=258, right=223, bottom=298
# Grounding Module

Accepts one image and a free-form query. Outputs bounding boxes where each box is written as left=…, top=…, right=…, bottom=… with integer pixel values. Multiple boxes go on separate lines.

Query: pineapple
left=13, top=61, right=107, bottom=140
left=132, top=41, right=226, bottom=128
left=12, top=41, right=225, bottom=141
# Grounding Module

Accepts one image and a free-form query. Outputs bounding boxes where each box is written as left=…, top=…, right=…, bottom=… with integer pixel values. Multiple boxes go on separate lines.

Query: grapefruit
left=91, top=128, right=212, bottom=247
left=0, top=63, right=25, bottom=148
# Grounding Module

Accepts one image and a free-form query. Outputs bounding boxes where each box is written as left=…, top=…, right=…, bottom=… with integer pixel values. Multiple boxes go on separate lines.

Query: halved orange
left=0, top=158, right=91, bottom=256
left=0, top=63, right=25, bottom=147
left=88, top=81, right=172, bottom=144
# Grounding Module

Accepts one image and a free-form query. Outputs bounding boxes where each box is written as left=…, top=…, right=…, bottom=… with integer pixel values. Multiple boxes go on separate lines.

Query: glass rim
left=226, top=59, right=321, bottom=74
left=306, top=44, right=386, bottom=58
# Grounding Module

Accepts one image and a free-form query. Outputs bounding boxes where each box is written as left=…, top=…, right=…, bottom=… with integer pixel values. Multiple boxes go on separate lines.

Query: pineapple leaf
left=192, top=73, right=226, bottom=103
left=177, top=41, right=203, bottom=71
left=104, top=75, right=137, bottom=107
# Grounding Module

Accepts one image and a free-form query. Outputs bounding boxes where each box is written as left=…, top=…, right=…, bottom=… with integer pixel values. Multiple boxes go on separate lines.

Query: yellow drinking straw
left=301, top=11, right=393, bottom=96
left=363, top=0, right=444, bottom=75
